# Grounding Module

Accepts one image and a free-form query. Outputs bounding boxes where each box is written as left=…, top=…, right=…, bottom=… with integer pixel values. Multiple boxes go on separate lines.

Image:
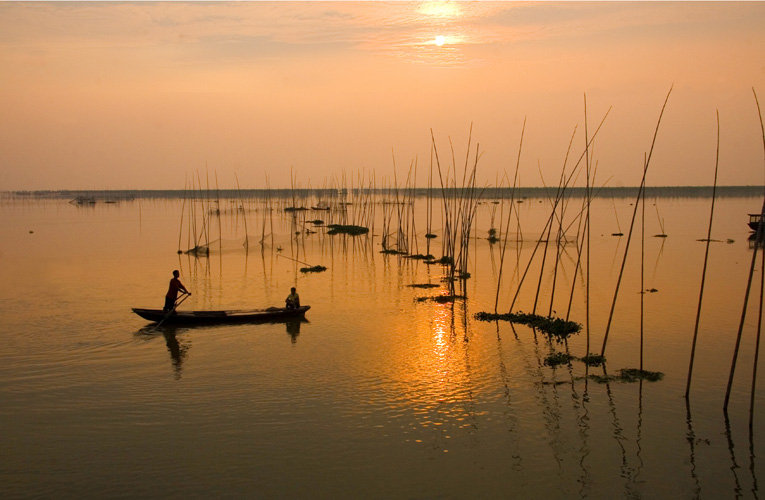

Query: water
left=1, top=190, right=764, bottom=499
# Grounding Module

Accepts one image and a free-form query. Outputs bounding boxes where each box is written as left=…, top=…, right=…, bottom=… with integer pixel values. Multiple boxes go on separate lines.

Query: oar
left=155, top=292, right=190, bottom=330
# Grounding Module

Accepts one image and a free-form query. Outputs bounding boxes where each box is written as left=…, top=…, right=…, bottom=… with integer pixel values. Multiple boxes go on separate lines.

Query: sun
left=434, top=35, right=445, bottom=46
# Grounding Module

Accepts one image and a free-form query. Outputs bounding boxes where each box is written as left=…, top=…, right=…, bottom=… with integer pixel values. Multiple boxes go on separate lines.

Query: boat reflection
left=748, top=231, right=765, bottom=249
left=285, top=317, right=304, bottom=344
left=136, top=326, right=191, bottom=379
left=163, top=330, right=190, bottom=379
left=137, top=316, right=309, bottom=376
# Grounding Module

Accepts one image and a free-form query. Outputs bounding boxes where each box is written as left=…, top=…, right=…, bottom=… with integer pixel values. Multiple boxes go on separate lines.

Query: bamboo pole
left=640, top=153, right=646, bottom=372
left=508, top=107, right=611, bottom=313
left=601, top=86, right=673, bottom=357
left=685, top=110, right=720, bottom=399
left=750, top=239, right=765, bottom=428
left=584, top=94, right=592, bottom=356
left=494, top=118, right=525, bottom=313
left=725, top=88, right=765, bottom=410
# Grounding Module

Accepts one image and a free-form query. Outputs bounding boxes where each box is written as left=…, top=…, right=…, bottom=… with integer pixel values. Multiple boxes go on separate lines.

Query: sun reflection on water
left=384, top=300, right=486, bottom=453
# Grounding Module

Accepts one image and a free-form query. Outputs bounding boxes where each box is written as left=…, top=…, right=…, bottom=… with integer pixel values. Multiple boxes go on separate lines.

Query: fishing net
left=183, top=233, right=307, bottom=255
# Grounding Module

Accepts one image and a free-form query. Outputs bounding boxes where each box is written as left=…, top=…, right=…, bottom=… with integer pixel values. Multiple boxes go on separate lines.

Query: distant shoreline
left=4, top=185, right=765, bottom=200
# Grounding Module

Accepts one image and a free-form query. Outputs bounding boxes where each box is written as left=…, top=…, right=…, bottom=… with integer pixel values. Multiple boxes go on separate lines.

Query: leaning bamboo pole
left=685, top=110, right=721, bottom=399
left=494, top=118, right=526, bottom=313
left=508, top=107, right=611, bottom=313
left=584, top=94, right=592, bottom=356
left=640, top=153, right=646, bottom=371
left=751, top=240, right=765, bottom=428
left=601, top=86, right=673, bottom=357
left=725, top=88, right=765, bottom=410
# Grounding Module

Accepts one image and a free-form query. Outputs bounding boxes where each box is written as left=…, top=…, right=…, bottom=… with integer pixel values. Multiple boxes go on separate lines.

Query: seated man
left=285, top=287, right=300, bottom=309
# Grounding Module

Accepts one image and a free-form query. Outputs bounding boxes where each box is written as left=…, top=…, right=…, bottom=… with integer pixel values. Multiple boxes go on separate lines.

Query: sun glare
left=420, top=2, right=462, bottom=19
left=435, top=35, right=445, bottom=46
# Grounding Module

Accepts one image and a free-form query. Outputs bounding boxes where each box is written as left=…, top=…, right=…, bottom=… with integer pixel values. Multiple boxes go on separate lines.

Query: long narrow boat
left=132, top=305, right=310, bottom=325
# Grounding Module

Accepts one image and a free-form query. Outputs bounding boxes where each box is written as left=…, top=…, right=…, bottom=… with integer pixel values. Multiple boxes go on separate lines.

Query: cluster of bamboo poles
left=173, top=88, right=765, bottom=417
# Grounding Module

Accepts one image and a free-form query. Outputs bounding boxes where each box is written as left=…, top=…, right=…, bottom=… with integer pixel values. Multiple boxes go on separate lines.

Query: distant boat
left=132, top=305, right=310, bottom=325
left=749, top=213, right=763, bottom=231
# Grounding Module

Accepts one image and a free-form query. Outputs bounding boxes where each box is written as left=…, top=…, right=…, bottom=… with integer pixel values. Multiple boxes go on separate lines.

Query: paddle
left=155, top=292, right=190, bottom=330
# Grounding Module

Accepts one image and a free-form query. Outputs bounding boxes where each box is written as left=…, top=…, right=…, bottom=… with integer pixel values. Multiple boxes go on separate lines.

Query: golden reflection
left=387, top=299, right=479, bottom=453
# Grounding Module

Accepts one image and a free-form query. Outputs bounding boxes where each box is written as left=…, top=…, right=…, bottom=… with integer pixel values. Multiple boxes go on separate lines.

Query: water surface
left=1, top=190, right=764, bottom=498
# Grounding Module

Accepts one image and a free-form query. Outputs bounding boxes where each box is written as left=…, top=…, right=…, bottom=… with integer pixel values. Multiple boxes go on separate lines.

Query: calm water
left=1, top=190, right=764, bottom=499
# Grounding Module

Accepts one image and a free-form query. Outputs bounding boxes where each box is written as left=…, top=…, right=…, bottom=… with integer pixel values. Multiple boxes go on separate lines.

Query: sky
left=1, top=1, right=764, bottom=190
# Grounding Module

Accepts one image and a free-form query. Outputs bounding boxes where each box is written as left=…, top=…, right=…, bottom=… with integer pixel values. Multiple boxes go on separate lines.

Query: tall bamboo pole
left=601, top=86, right=673, bottom=357
left=725, top=88, right=765, bottom=410
left=685, top=110, right=720, bottom=399
left=494, top=118, right=526, bottom=313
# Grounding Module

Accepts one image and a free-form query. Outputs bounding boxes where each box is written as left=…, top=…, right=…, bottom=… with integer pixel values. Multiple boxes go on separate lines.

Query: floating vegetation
left=407, top=283, right=440, bottom=289
left=544, top=352, right=576, bottom=367
left=589, top=368, right=664, bottom=384
left=380, top=249, right=407, bottom=255
left=539, top=352, right=606, bottom=368
left=612, top=232, right=624, bottom=236
left=435, top=256, right=453, bottom=265
left=654, top=233, right=668, bottom=238
left=284, top=206, right=308, bottom=212
left=185, top=245, right=210, bottom=256
left=308, top=219, right=324, bottom=225
left=300, top=265, right=327, bottom=273
left=579, top=353, right=606, bottom=366
left=405, top=254, right=435, bottom=260
left=417, top=294, right=466, bottom=303
left=327, top=224, right=369, bottom=235
left=619, top=368, right=664, bottom=382
left=474, top=311, right=581, bottom=339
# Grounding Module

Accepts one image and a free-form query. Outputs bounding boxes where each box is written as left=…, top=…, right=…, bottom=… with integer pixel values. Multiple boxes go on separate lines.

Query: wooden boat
left=749, top=213, right=763, bottom=231
left=132, top=305, right=310, bottom=325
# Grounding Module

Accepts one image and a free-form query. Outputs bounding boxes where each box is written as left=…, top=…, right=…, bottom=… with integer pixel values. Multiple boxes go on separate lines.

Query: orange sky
left=1, top=1, right=764, bottom=190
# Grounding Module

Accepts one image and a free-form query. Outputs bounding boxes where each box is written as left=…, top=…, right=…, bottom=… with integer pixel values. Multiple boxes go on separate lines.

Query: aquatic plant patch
left=405, top=254, right=435, bottom=260
left=588, top=368, right=664, bottom=384
left=544, top=352, right=577, bottom=367
left=299, top=265, right=327, bottom=273
left=579, top=353, right=606, bottom=366
left=326, top=224, right=369, bottom=235
left=416, top=295, right=466, bottom=303
left=474, top=311, right=581, bottom=339
left=380, top=249, right=407, bottom=255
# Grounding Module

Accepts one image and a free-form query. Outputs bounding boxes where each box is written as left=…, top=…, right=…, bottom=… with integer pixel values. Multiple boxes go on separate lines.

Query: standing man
left=164, top=270, right=190, bottom=312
